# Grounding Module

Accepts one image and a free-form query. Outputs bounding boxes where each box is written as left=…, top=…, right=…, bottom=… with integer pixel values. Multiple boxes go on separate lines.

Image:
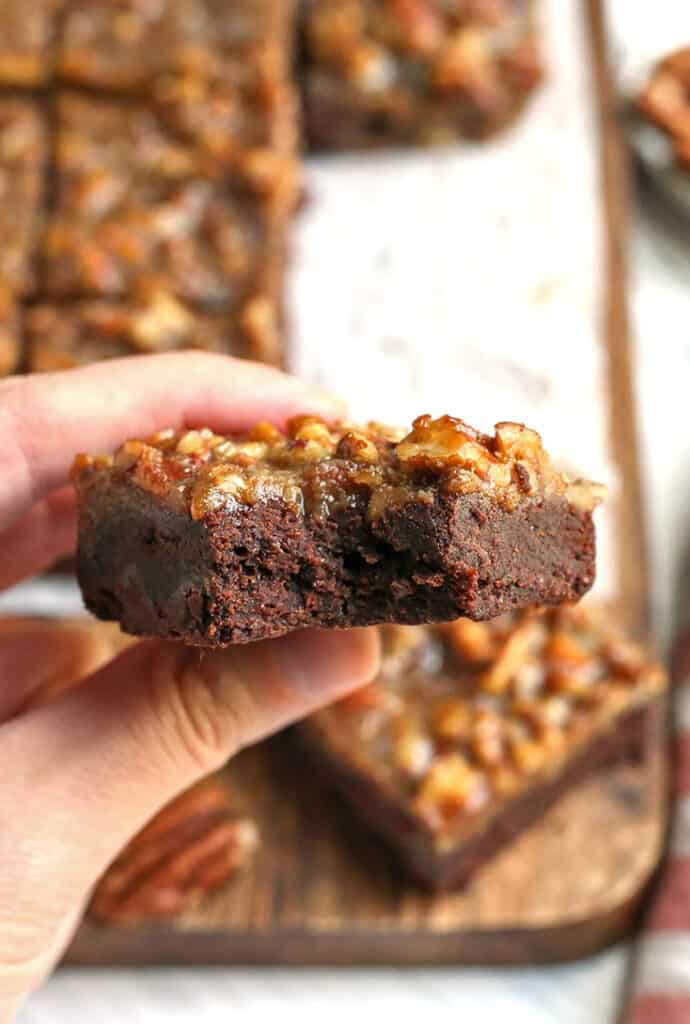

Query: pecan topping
left=90, top=778, right=258, bottom=925
left=307, top=606, right=666, bottom=838
left=387, top=0, right=443, bottom=55
left=72, top=413, right=604, bottom=522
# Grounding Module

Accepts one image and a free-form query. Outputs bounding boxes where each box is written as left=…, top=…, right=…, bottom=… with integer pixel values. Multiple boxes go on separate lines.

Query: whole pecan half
left=90, top=777, right=258, bottom=925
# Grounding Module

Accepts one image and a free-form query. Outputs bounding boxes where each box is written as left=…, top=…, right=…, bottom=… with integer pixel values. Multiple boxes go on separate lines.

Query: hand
left=0, top=354, right=380, bottom=1020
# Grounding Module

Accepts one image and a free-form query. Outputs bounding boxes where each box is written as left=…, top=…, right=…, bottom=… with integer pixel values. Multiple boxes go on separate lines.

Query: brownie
left=59, top=0, right=296, bottom=111
left=303, top=0, right=543, bottom=149
left=636, top=47, right=690, bottom=172
left=58, top=1, right=299, bottom=167
left=26, top=287, right=282, bottom=372
left=0, top=284, right=21, bottom=377
left=0, top=98, right=48, bottom=297
left=0, top=0, right=59, bottom=87
left=0, top=98, right=44, bottom=376
left=72, top=414, right=602, bottom=646
left=297, top=606, right=667, bottom=889
left=41, top=93, right=297, bottom=313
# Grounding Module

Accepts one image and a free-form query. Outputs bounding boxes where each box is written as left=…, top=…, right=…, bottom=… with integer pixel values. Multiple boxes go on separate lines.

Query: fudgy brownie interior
left=73, top=414, right=603, bottom=644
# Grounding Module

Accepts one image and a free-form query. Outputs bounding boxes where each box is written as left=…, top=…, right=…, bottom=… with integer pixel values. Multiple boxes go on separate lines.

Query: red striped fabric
left=624, top=671, right=690, bottom=1022
left=675, top=735, right=690, bottom=795
left=628, top=995, right=690, bottom=1024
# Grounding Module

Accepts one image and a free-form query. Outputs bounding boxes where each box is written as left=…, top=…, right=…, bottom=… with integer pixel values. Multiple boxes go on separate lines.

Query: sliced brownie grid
left=0, top=0, right=546, bottom=376
left=298, top=606, right=666, bottom=888
left=0, top=0, right=299, bottom=375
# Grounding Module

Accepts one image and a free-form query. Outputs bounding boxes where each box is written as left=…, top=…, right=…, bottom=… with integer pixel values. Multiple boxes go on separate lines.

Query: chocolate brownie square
left=41, top=94, right=296, bottom=327
left=59, top=0, right=294, bottom=98
left=59, top=1, right=299, bottom=158
left=298, top=606, right=666, bottom=888
left=0, top=0, right=60, bottom=87
left=303, top=0, right=543, bottom=149
left=26, top=285, right=282, bottom=371
left=73, top=414, right=602, bottom=646
left=0, top=98, right=48, bottom=297
left=0, top=284, right=21, bottom=377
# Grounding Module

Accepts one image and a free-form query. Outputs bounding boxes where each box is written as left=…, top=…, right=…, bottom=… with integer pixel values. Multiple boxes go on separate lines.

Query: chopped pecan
left=443, top=618, right=495, bottom=663
left=431, top=27, right=499, bottom=110
left=75, top=413, right=603, bottom=523
left=387, top=0, right=443, bottom=55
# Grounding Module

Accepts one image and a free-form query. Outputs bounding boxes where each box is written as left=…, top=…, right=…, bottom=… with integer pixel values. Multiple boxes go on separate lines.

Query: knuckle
left=148, top=646, right=248, bottom=775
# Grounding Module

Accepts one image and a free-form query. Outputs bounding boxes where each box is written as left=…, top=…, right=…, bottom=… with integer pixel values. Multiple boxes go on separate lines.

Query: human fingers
left=0, top=626, right=379, bottom=1012
left=0, top=617, right=121, bottom=721
left=0, top=353, right=344, bottom=532
left=0, top=488, right=77, bottom=591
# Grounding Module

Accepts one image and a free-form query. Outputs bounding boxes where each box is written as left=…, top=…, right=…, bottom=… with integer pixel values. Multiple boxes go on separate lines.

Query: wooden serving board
left=70, top=737, right=664, bottom=967
left=66, top=0, right=667, bottom=967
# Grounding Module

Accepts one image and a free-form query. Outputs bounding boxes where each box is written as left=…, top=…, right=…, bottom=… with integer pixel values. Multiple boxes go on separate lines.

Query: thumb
left=0, top=628, right=379, bottom=996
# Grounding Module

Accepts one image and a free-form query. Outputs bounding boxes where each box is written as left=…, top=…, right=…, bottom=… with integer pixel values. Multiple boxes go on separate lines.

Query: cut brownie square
left=26, top=286, right=282, bottom=371
left=59, top=0, right=295, bottom=100
left=297, top=606, right=667, bottom=889
left=41, top=93, right=297, bottom=317
left=0, top=284, right=21, bottom=377
left=59, top=1, right=299, bottom=167
left=303, top=0, right=543, bottom=149
left=72, top=414, right=602, bottom=646
left=0, top=0, right=59, bottom=87
left=0, top=98, right=48, bottom=297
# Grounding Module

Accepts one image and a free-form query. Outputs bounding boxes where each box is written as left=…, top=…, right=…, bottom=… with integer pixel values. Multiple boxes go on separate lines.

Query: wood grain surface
left=68, top=734, right=664, bottom=967
left=586, top=0, right=650, bottom=642
left=63, top=0, right=667, bottom=967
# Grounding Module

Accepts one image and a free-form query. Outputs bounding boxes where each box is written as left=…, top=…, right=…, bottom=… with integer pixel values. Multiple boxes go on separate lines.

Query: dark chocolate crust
left=297, top=699, right=661, bottom=890
left=76, top=471, right=596, bottom=645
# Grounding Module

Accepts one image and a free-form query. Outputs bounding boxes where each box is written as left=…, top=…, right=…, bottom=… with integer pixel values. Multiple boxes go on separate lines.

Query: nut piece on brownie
left=0, top=0, right=59, bottom=87
left=297, top=605, right=666, bottom=888
left=72, top=414, right=604, bottom=646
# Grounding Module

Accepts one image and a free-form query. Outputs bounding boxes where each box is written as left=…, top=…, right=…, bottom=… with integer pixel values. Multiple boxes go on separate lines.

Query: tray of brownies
left=0, top=0, right=669, bottom=966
